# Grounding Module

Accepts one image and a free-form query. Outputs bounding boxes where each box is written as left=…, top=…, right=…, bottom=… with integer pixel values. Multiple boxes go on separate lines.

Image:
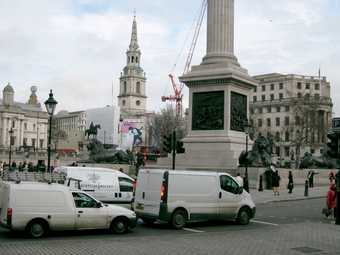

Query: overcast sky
left=0, top=0, right=339, bottom=115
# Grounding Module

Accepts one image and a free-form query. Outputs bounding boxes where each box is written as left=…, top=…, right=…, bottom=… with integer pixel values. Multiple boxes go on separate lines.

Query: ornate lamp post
left=243, top=118, right=252, bottom=193
left=44, top=90, right=58, bottom=174
left=8, top=127, right=14, bottom=174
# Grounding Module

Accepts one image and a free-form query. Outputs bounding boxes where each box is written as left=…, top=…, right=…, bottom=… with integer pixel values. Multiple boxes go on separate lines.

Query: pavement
left=250, top=184, right=329, bottom=204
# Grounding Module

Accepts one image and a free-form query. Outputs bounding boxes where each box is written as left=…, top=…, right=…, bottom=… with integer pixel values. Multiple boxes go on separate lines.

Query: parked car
left=134, top=169, right=256, bottom=229
left=0, top=181, right=136, bottom=238
left=53, top=166, right=134, bottom=204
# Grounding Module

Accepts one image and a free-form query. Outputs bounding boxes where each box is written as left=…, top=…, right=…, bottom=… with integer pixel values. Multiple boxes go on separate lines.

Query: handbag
left=322, top=207, right=331, bottom=217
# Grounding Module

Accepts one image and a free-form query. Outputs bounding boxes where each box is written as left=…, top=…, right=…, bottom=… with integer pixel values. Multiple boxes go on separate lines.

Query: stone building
left=250, top=73, right=333, bottom=165
left=0, top=84, right=48, bottom=162
left=53, top=110, right=86, bottom=153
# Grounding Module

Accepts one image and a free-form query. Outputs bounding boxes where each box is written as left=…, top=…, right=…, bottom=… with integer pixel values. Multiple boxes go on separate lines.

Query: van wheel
left=171, top=209, right=187, bottom=229
left=110, top=217, right=128, bottom=234
left=237, top=208, right=250, bottom=225
left=27, top=220, right=47, bottom=238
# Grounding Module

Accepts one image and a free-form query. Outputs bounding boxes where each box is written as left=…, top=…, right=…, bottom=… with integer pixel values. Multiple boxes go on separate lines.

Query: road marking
left=183, top=228, right=205, bottom=233
left=251, top=220, right=279, bottom=226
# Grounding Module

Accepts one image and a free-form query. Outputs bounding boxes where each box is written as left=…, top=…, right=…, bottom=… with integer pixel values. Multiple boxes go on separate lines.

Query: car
left=0, top=181, right=136, bottom=238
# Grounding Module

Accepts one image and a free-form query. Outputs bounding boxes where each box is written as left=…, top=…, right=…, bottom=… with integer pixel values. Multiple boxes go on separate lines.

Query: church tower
left=118, top=15, right=147, bottom=118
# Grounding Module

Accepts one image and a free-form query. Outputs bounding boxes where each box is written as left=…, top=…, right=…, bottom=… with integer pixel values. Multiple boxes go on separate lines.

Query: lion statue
left=239, top=135, right=272, bottom=167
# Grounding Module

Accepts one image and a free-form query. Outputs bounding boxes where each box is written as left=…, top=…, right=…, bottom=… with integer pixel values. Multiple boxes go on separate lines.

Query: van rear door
left=134, top=170, right=164, bottom=217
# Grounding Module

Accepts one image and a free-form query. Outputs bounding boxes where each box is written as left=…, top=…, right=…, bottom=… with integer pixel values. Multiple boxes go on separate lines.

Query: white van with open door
left=134, top=169, right=256, bottom=229
left=54, top=166, right=134, bottom=204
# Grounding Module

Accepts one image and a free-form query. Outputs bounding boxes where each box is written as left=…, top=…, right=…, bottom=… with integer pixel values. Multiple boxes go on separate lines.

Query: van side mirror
left=96, top=202, right=103, bottom=208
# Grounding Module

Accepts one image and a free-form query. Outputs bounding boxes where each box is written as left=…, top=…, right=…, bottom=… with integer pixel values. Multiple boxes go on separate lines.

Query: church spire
left=129, top=15, right=139, bottom=51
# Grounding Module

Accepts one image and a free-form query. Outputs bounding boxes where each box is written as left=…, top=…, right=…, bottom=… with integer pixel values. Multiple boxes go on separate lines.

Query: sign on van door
left=218, top=175, right=241, bottom=218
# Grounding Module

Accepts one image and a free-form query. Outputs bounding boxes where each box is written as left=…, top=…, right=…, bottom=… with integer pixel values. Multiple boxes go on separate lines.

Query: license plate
left=136, top=203, right=144, bottom=210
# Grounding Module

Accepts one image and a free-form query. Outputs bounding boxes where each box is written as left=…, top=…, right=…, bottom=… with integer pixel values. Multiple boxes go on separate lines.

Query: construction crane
left=161, top=0, right=207, bottom=118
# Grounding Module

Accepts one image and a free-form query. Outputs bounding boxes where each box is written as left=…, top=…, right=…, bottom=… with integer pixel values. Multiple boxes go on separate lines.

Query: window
left=279, top=83, right=283, bottom=90
left=136, top=82, right=141, bottom=94
left=275, top=146, right=280, bottom=156
left=279, top=93, right=283, bottom=99
left=254, top=87, right=257, bottom=93
left=123, top=82, right=127, bottom=93
left=122, top=100, right=126, bottom=106
left=258, top=119, right=262, bottom=127
left=297, top=92, right=302, bottom=98
left=314, top=93, right=320, bottom=100
left=285, top=116, right=290, bottom=126
left=306, top=83, right=310, bottom=89
left=136, top=57, right=138, bottom=63
left=250, top=108, right=254, bottom=114
left=258, top=107, right=263, bottom=114
left=275, top=132, right=280, bottom=142
left=23, top=138, right=27, bottom=147
left=253, top=96, right=257, bottom=102
left=118, top=177, right=134, bottom=192
left=39, top=139, right=44, bottom=149
left=315, top=83, right=320, bottom=90
left=267, top=106, right=271, bottom=113
left=12, top=121, right=15, bottom=128
left=285, top=106, right=290, bottom=112
left=270, top=84, right=274, bottom=90
left=72, top=192, right=99, bottom=208
left=136, top=100, right=141, bottom=106
left=267, top=118, right=271, bottom=127
left=220, top=175, right=240, bottom=194
left=262, top=85, right=266, bottom=92
left=276, top=106, right=281, bottom=112
left=285, top=147, right=290, bottom=157
left=131, top=56, right=134, bottom=63
left=261, top=95, right=265, bottom=101
left=285, top=131, right=290, bottom=141
left=276, top=117, right=280, bottom=127
left=31, top=138, right=36, bottom=148
left=270, top=94, right=274, bottom=100
left=10, top=136, right=15, bottom=146
left=295, top=116, right=300, bottom=125
left=305, top=93, right=310, bottom=99
left=297, top=82, right=302, bottom=89
left=24, top=123, right=27, bottom=130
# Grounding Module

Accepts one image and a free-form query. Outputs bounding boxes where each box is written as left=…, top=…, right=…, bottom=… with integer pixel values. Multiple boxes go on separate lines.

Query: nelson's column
left=174, top=0, right=258, bottom=170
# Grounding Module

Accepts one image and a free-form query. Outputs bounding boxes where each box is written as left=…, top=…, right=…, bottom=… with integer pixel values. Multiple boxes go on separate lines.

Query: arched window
left=131, top=56, right=134, bottom=63
left=122, top=100, right=126, bottom=106
left=136, top=82, right=141, bottom=94
left=124, top=82, right=127, bottom=93
left=136, top=100, right=140, bottom=106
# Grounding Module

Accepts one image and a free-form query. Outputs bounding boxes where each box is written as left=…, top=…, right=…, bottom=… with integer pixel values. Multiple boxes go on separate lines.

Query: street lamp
left=8, top=127, right=14, bottom=175
left=44, top=90, right=58, bottom=174
left=243, top=118, right=252, bottom=193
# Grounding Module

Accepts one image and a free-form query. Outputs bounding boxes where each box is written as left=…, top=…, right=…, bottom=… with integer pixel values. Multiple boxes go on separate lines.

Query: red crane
left=162, top=0, right=207, bottom=118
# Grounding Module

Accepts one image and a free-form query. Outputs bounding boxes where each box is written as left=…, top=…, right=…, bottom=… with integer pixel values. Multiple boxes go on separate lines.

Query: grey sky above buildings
left=0, top=0, right=339, bottom=115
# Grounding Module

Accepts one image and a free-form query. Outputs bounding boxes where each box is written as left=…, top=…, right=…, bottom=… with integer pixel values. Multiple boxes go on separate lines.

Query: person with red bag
left=326, top=184, right=337, bottom=218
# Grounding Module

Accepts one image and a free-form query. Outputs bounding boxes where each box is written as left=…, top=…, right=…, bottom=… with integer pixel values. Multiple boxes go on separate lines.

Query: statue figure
left=85, top=122, right=101, bottom=140
left=239, top=135, right=272, bottom=167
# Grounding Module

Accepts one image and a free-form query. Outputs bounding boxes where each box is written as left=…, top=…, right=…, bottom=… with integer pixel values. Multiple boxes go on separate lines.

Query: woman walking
left=272, top=170, right=281, bottom=196
left=288, top=171, right=294, bottom=194
left=326, top=184, right=337, bottom=218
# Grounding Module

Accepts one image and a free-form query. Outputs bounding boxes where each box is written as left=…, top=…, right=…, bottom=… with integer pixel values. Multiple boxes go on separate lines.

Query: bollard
left=304, top=180, right=309, bottom=197
left=258, top=175, right=263, bottom=192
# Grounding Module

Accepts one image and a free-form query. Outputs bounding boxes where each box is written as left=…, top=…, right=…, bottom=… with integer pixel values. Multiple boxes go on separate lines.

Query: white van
left=53, top=166, right=134, bottom=204
left=0, top=181, right=136, bottom=238
left=134, top=169, right=256, bottom=229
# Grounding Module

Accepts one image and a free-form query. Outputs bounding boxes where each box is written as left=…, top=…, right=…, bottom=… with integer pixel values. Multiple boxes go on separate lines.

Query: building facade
left=250, top=73, right=333, bottom=165
left=117, top=16, right=148, bottom=150
left=0, top=84, right=48, bottom=160
left=53, top=110, right=86, bottom=153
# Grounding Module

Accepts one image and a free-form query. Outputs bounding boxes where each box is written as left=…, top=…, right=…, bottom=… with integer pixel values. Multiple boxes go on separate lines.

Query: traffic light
left=176, top=141, right=185, bottom=154
left=163, top=134, right=173, bottom=153
left=326, top=132, right=340, bottom=159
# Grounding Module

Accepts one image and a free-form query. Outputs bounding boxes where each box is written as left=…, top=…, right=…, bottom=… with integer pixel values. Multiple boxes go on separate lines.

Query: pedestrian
left=287, top=171, right=294, bottom=194
left=329, top=171, right=335, bottom=185
left=119, top=168, right=124, bottom=173
left=272, top=170, right=281, bottom=196
left=326, top=184, right=337, bottom=218
left=307, top=170, right=318, bottom=188
left=235, top=173, right=244, bottom=187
